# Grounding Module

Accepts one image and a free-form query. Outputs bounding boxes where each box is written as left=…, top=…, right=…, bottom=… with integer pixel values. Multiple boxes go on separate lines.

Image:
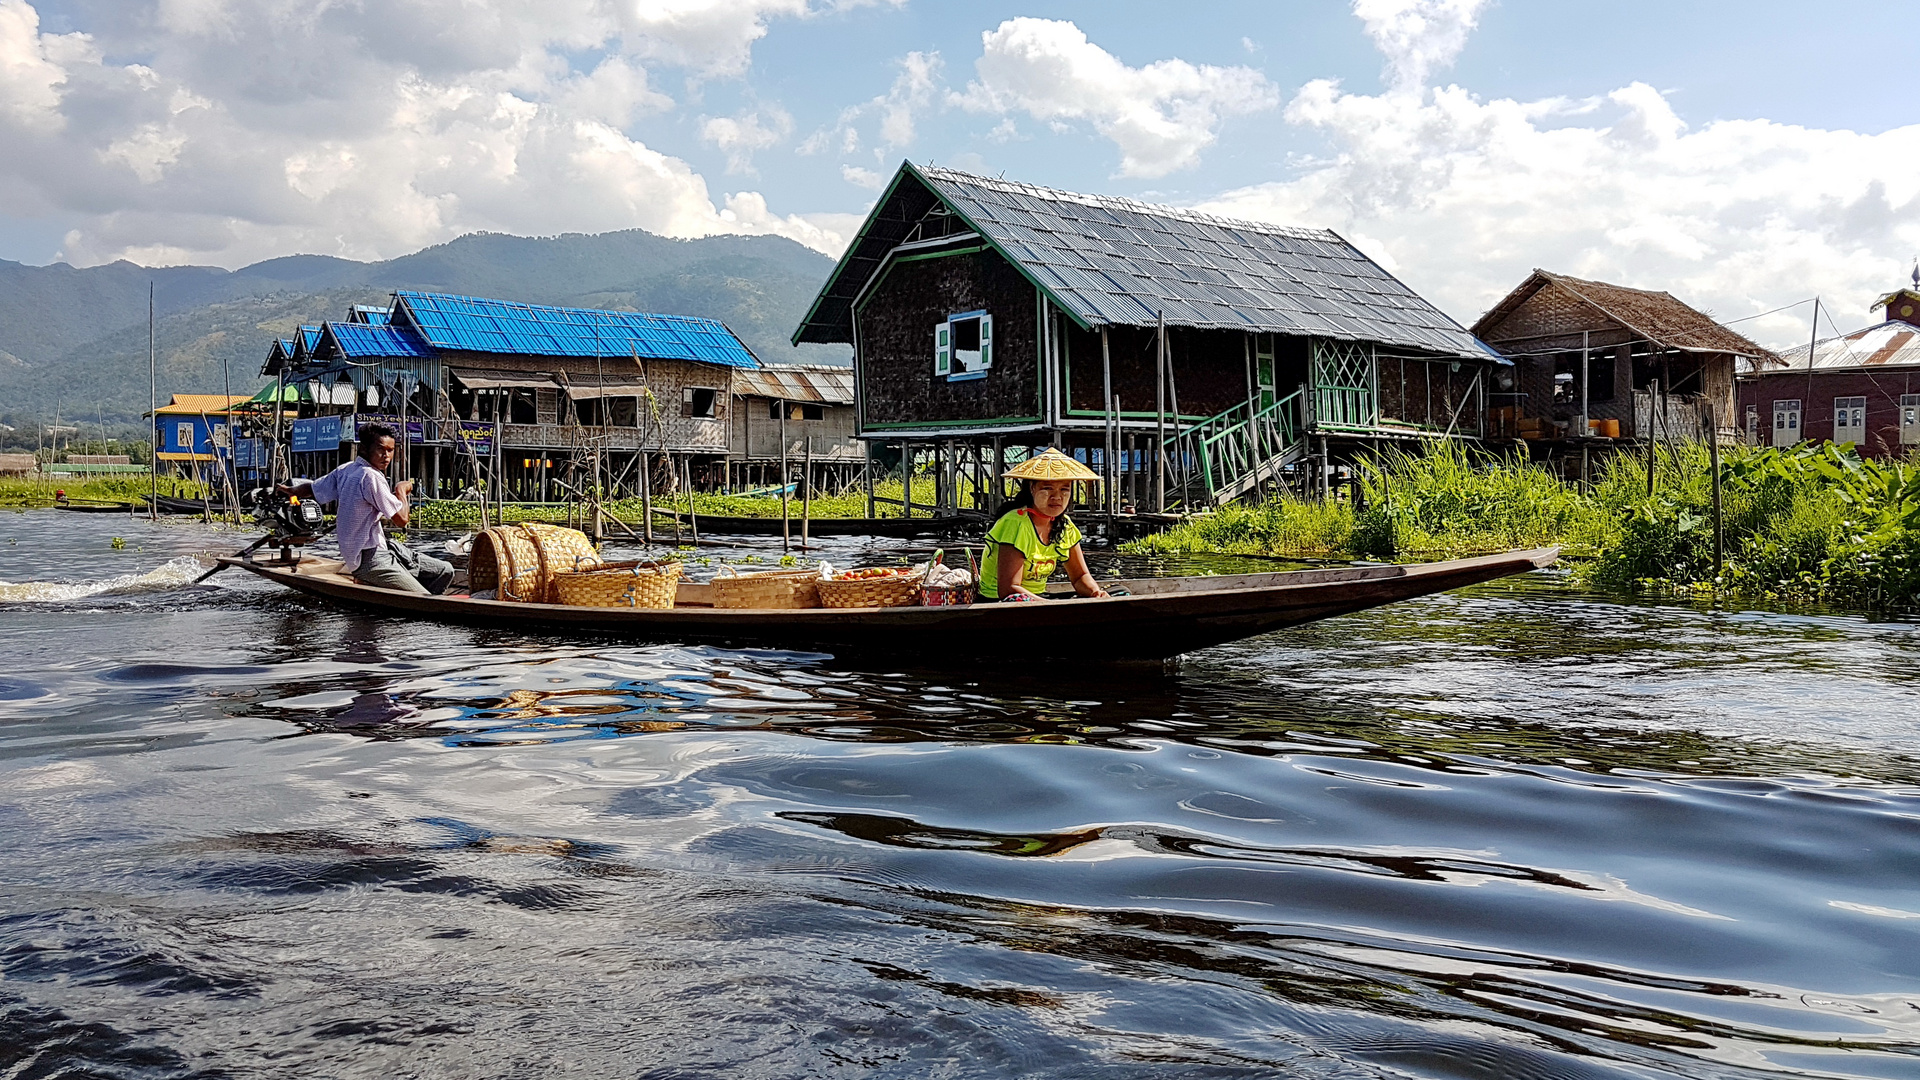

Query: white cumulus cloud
left=0, top=0, right=855, bottom=267
left=956, top=18, right=1278, bottom=178
left=1353, top=0, right=1488, bottom=93
left=1193, top=4, right=1920, bottom=347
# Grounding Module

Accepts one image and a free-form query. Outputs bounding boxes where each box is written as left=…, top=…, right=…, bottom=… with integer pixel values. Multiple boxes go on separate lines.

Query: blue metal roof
left=326, top=322, right=433, bottom=358
left=394, top=291, right=759, bottom=369
left=349, top=304, right=392, bottom=325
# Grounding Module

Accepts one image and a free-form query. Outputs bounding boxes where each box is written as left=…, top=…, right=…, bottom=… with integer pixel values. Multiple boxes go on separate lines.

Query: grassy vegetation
left=1124, top=439, right=1920, bottom=611
left=407, top=476, right=952, bottom=530
left=0, top=474, right=207, bottom=509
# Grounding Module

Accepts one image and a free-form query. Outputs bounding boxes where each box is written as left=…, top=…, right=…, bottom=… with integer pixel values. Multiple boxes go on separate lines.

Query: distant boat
left=143, top=495, right=233, bottom=515
left=219, top=548, right=1559, bottom=662
left=53, top=501, right=136, bottom=513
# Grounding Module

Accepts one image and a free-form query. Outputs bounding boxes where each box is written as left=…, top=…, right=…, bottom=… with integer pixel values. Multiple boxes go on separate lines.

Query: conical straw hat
left=1003, top=447, right=1100, bottom=481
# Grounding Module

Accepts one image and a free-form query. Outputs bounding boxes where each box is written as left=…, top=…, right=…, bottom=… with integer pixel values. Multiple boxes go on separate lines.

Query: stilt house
left=1471, top=271, right=1774, bottom=446
left=260, top=291, right=762, bottom=500
left=728, top=364, right=860, bottom=491
left=1737, top=272, right=1920, bottom=457
left=792, top=162, right=1499, bottom=511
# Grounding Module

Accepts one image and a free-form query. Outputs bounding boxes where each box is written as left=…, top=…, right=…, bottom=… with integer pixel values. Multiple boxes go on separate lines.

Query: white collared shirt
left=306, top=458, right=404, bottom=572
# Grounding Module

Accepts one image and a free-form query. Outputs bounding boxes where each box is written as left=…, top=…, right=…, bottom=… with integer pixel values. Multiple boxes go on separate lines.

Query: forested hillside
left=0, top=230, right=842, bottom=444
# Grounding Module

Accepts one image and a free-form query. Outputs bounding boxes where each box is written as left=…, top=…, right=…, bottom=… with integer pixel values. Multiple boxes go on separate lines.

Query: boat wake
left=0, top=556, right=205, bottom=603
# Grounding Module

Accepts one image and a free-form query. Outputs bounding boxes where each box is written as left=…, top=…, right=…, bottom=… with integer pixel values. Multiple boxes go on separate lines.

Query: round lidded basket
left=710, top=566, right=820, bottom=609
left=520, top=523, right=603, bottom=603
left=552, top=560, right=682, bottom=609
left=817, top=569, right=920, bottom=609
left=468, top=526, right=542, bottom=601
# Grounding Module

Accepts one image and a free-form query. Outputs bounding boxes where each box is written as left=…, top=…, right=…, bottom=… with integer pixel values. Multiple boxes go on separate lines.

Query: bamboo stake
left=1646, top=377, right=1659, bottom=496
left=781, top=435, right=790, bottom=553
left=686, top=457, right=698, bottom=545
left=801, top=435, right=812, bottom=551
left=1707, top=401, right=1723, bottom=578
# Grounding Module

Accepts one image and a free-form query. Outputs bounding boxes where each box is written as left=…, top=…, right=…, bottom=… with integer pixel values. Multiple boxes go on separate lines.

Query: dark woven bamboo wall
left=1063, top=324, right=1251, bottom=418
left=857, top=248, right=1038, bottom=425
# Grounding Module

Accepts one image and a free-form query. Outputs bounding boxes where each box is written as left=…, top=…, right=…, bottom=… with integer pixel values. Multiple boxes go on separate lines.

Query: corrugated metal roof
left=732, top=364, right=855, bottom=405
left=326, top=322, right=433, bottom=358
left=150, top=393, right=251, bottom=416
left=1776, top=320, right=1920, bottom=369
left=349, top=304, right=392, bottom=325
left=394, top=291, right=759, bottom=369
left=794, top=162, right=1484, bottom=359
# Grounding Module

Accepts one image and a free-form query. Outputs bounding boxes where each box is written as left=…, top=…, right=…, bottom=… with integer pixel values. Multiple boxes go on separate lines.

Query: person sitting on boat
left=277, top=422, right=453, bottom=595
left=979, top=448, right=1110, bottom=602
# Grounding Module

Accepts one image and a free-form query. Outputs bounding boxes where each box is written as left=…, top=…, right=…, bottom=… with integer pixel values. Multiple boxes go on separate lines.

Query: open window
left=935, top=310, right=992, bottom=381
left=681, top=386, right=719, bottom=419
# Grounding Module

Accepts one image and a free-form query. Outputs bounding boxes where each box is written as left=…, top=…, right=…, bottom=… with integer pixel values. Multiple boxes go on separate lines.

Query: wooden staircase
left=1171, top=390, right=1308, bottom=505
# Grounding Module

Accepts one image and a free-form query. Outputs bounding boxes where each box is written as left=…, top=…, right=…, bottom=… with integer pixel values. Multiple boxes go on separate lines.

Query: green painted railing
left=1177, top=389, right=1305, bottom=499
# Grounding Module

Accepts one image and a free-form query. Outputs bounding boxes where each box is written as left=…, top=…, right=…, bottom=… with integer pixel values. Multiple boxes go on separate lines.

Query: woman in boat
left=979, top=448, right=1110, bottom=602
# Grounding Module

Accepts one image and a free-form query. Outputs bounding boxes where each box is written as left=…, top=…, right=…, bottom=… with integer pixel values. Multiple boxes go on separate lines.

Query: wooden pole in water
left=686, top=457, right=698, bottom=545
left=1646, top=377, right=1659, bottom=496
left=148, top=282, right=157, bottom=521
left=802, top=435, right=813, bottom=551
left=864, top=439, right=875, bottom=519
left=781, top=431, right=791, bottom=553
left=1707, top=401, right=1723, bottom=578
left=1155, top=311, right=1167, bottom=514
left=1101, top=327, right=1114, bottom=517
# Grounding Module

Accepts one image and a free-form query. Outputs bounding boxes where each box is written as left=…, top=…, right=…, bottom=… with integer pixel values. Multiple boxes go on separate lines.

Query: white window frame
left=1833, top=395, right=1867, bottom=447
left=1771, top=399, right=1801, bottom=448
left=1900, top=393, right=1920, bottom=445
left=938, top=310, right=992, bottom=382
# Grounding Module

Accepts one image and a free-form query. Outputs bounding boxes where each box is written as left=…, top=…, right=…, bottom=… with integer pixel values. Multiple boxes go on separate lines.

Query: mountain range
left=0, top=229, right=843, bottom=443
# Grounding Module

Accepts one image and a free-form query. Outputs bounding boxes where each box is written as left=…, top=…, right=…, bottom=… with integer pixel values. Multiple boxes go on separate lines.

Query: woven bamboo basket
left=710, top=567, right=821, bottom=609
left=818, top=570, right=921, bottom=609
left=468, top=526, right=543, bottom=602
left=521, top=523, right=603, bottom=603
left=552, top=560, right=682, bottom=609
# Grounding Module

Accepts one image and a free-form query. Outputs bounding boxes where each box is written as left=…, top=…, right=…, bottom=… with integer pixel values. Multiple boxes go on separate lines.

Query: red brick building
left=1736, top=277, right=1920, bottom=459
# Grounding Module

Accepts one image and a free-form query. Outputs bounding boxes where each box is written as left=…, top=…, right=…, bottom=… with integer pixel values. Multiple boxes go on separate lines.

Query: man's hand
left=395, top=479, right=415, bottom=499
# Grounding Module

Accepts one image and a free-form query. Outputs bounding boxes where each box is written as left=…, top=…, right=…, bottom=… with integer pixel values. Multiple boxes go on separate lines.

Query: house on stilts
left=1471, top=271, right=1775, bottom=455
left=792, top=162, right=1502, bottom=516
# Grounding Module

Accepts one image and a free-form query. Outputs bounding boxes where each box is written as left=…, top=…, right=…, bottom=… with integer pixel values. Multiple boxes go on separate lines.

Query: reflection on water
left=4, top=510, right=1920, bottom=1078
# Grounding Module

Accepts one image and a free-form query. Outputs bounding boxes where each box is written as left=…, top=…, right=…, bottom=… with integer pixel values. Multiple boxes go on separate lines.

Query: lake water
left=4, top=508, right=1920, bottom=1078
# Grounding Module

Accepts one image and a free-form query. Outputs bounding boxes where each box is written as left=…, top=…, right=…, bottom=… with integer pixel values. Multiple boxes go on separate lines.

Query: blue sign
left=289, top=418, right=317, bottom=453
left=316, top=414, right=343, bottom=447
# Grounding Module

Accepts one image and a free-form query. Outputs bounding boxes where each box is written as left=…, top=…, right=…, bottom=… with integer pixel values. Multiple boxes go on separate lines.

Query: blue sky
left=3, top=0, right=1917, bottom=344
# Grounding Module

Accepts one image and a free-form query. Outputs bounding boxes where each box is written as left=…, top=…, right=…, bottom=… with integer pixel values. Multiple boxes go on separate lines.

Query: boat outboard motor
left=190, top=487, right=332, bottom=585
left=249, top=487, right=327, bottom=554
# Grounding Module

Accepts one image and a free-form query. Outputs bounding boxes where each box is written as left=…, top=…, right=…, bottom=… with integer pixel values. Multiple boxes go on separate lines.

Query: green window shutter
left=979, top=314, right=992, bottom=370
left=935, top=321, right=951, bottom=376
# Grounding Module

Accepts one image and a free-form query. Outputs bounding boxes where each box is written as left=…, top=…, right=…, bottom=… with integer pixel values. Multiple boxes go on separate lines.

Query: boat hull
left=221, top=548, right=1557, bottom=661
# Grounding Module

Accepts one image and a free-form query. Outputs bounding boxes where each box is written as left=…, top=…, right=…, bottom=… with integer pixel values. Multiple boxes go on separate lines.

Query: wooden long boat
left=221, top=547, right=1557, bottom=661
left=53, top=501, right=137, bottom=513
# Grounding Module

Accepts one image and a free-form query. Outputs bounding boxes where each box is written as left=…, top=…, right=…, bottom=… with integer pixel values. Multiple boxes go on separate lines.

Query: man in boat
left=277, top=422, right=454, bottom=595
left=979, top=448, right=1110, bottom=602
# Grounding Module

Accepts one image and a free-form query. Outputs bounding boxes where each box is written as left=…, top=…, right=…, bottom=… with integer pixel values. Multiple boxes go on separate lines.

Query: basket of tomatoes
left=816, top=565, right=921, bottom=608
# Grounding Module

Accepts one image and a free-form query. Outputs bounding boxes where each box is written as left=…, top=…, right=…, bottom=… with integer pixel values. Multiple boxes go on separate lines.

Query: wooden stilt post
left=865, top=440, right=876, bottom=519
left=801, top=436, right=813, bottom=550
left=780, top=436, right=791, bottom=553
left=1155, top=311, right=1167, bottom=514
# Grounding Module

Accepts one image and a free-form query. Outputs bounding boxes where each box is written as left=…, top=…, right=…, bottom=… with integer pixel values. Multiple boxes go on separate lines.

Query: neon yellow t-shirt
left=979, top=508, right=1083, bottom=599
